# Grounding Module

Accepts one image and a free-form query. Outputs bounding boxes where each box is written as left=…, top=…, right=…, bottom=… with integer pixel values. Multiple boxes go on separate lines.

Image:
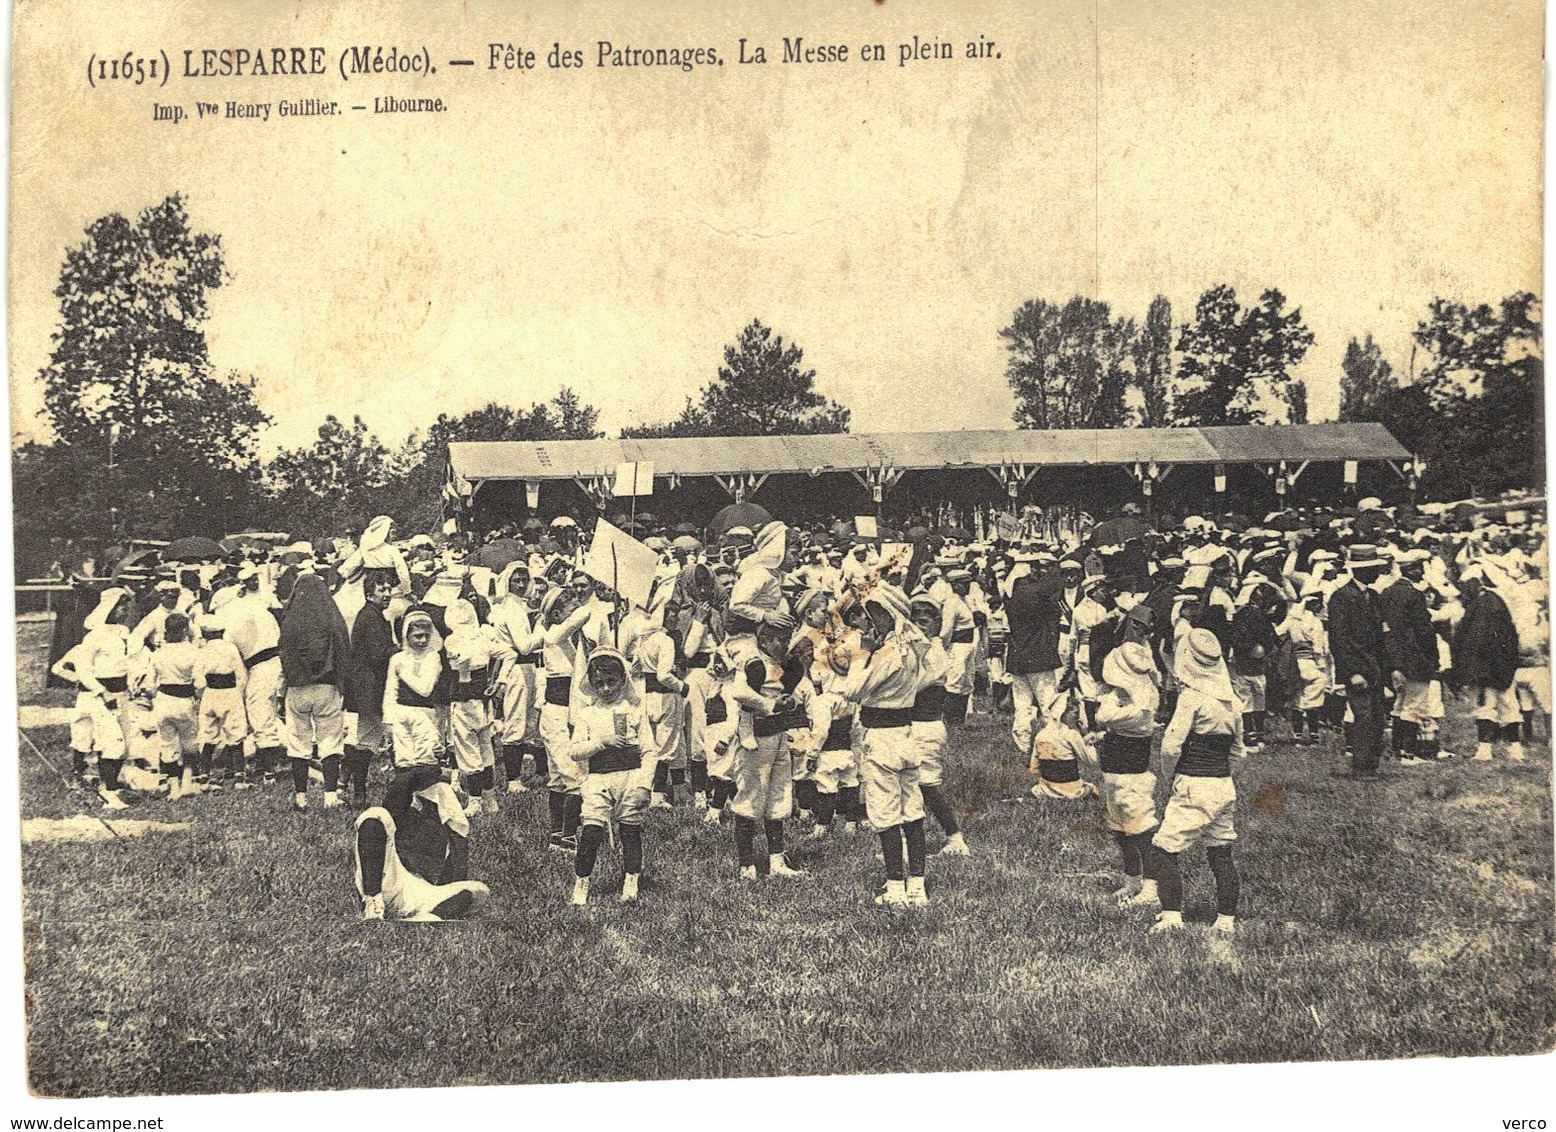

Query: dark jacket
left=342, top=603, right=397, bottom=715
left=1326, top=579, right=1387, bottom=689
left=1005, top=575, right=1064, bottom=674
left=1453, top=590, right=1520, bottom=691
left=1229, top=605, right=1277, bottom=677
left=1378, top=579, right=1438, bottom=682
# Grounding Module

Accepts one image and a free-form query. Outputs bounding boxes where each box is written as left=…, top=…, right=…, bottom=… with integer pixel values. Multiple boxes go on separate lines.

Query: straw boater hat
left=1174, top=628, right=1236, bottom=706
left=1346, top=544, right=1387, bottom=570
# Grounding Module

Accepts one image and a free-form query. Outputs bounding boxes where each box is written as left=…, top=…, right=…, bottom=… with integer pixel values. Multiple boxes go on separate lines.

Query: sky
left=6, top=0, right=1543, bottom=455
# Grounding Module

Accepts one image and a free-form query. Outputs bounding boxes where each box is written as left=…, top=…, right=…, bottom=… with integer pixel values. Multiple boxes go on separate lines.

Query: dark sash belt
left=244, top=646, right=280, bottom=668
left=950, top=628, right=976, bottom=645
left=205, top=672, right=238, bottom=690
left=157, top=683, right=196, bottom=699
left=588, top=748, right=641, bottom=775
left=859, top=706, right=911, bottom=730
left=544, top=676, right=572, bottom=707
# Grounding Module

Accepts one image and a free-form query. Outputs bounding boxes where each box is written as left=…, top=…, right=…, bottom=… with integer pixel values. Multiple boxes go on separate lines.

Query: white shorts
left=1514, top=667, right=1550, bottom=714
left=389, top=706, right=441, bottom=770
left=152, top=694, right=199, bottom=762
left=1152, top=775, right=1236, bottom=855
left=1473, top=685, right=1522, bottom=726
left=860, top=726, right=923, bottom=831
left=199, top=687, right=248, bottom=747
left=1230, top=673, right=1265, bottom=714
left=909, top=719, right=948, bottom=787
left=1392, top=679, right=1442, bottom=724
left=448, top=699, right=496, bottom=775
left=580, top=768, right=652, bottom=827
left=539, top=701, right=584, bottom=792
left=730, top=733, right=793, bottom=821
left=1102, top=771, right=1159, bottom=836
left=71, top=692, right=125, bottom=760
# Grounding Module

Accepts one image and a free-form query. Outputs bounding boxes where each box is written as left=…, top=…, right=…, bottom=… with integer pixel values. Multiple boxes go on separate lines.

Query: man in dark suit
left=1004, top=554, right=1065, bottom=759
left=1326, top=545, right=1392, bottom=779
left=1379, top=550, right=1442, bottom=765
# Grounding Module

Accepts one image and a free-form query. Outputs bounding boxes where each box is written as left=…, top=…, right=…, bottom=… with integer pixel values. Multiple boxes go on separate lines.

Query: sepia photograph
left=3, top=0, right=1551, bottom=1124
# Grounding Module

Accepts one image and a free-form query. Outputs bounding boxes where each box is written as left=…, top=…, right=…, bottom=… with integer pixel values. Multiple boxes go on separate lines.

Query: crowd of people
left=45, top=496, right=1549, bottom=932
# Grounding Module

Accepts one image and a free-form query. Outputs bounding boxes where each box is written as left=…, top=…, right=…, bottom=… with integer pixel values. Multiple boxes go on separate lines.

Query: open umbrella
left=472, top=537, right=529, bottom=570
left=937, top=525, right=973, bottom=542
left=1090, top=515, right=1152, bottom=546
left=163, top=536, right=225, bottom=562
left=710, top=502, right=774, bottom=537
left=111, top=548, right=161, bottom=582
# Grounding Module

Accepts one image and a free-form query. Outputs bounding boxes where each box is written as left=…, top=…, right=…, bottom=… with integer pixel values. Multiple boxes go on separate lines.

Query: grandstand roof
left=448, top=423, right=1411, bottom=486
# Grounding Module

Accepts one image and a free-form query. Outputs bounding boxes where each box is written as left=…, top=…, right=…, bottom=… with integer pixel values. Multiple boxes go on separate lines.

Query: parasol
left=710, top=502, right=774, bottom=537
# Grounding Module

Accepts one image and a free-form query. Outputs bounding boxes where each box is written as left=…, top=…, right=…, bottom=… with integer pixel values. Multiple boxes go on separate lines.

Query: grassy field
left=16, top=682, right=1555, bottom=1098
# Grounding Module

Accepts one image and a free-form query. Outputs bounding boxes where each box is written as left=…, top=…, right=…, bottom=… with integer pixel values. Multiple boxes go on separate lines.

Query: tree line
left=11, top=194, right=1543, bottom=572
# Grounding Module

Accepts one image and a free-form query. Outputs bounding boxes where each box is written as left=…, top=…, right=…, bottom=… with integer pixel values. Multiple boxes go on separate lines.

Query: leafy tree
left=28, top=194, right=268, bottom=540
left=1131, top=295, right=1174, bottom=427
left=1392, top=292, right=1544, bottom=496
left=1337, top=334, right=1396, bottom=422
left=264, top=415, right=402, bottom=540
left=1001, top=296, right=1137, bottom=429
left=1173, top=285, right=1314, bottom=425
left=623, top=320, right=849, bottom=437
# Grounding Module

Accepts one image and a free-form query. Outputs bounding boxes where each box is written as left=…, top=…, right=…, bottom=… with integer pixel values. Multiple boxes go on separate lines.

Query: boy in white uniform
left=566, top=649, right=655, bottom=905
left=195, top=612, right=250, bottom=789
left=443, top=599, right=513, bottom=817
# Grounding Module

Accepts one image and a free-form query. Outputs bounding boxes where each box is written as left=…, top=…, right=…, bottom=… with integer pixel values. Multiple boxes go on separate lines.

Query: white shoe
left=692, top=791, right=708, bottom=811
left=1508, top=745, right=1527, bottom=761
left=938, top=833, right=970, bottom=856
left=1473, top=746, right=1494, bottom=761
left=619, top=874, right=640, bottom=903
left=703, top=807, right=723, bottom=825
left=650, top=794, right=673, bottom=810
left=463, top=799, right=484, bottom=818
left=362, top=894, right=385, bottom=921
left=100, top=790, right=129, bottom=812
left=507, top=779, right=529, bottom=795
left=769, top=853, right=808, bottom=878
left=875, top=879, right=908, bottom=907
left=570, top=877, right=591, bottom=906
left=1212, top=914, right=1237, bottom=935
left=841, top=821, right=858, bottom=834
left=1150, top=911, right=1185, bottom=934
left=483, top=792, right=501, bottom=815
left=1435, top=748, right=1458, bottom=760
left=739, top=865, right=758, bottom=882
left=806, top=824, right=831, bottom=840
left=293, top=793, right=308, bottom=811
left=905, top=876, right=929, bottom=907
left=323, top=791, right=341, bottom=809
left=1398, top=756, right=1428, bottom=768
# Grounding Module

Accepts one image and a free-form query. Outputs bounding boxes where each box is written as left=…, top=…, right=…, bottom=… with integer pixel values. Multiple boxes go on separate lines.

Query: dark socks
left=547, top=790, right=566, bottom=835
left=289, top=756, right=311, bottom=793
left=531, top=744, right=549, bottom=782
left=734, top=815, right=757, bottom=867
left=356, top=818, right=388, bottom=896
left=651, top=761, right=671, bottom=795
left=764, top=818, right=785, bottom=856
left=322, top=754, right=342, bottom=792
left=903, top=818, right=927, bottom=878
left=690, top=761, right=709, bottom=793
left=920, top=784, right=960, bottom=837
left=1501, top=721, right=1522, bottom=743
left=100, top=758, right=123, bottom=792
left=575, top=823, right=605, bottom=878
left=1115, top=830, right=1141, bottom=877
left=1130, top=832, right=1157, bottom=879
left=72, top=749, right=88, bottom=776
left=1476, top=719, right=1497, bottom=743
left=502, top=743, right=525, bottom=782
left=562, top=793, right=582, bottom=839
left=879, top=825, right=905, bottom=881
left=812, top=791, right=837, bottom=827
left=1392, top=718, right=1419, bottom=758
left=942, top=692, right=970, bottom=726
left=621, top=823, right=644, bottom=875
left=710, top=776, right=733, bottom=809
left=1154, top=848, right=1184, bottom=913
left=226, top=744, right=246, bottom=782
left=1207, top=845, right=1239, bottom=916
left=794, top=777, right=818, bottom=813
left=839, top=785, right=863, bottom=822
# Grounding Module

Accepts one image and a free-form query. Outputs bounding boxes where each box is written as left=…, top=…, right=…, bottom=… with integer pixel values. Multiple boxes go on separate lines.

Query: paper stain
left=22, top=816, right=193, bottom=844
left=1252, top=784, right=1287, bottom=813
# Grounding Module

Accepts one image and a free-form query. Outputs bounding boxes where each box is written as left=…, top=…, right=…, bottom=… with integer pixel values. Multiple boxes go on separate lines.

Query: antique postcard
left=3, top=0, right=1550, bottom=1126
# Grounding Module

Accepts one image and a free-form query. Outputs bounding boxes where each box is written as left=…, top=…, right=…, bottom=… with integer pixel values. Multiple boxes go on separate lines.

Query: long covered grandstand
left=446, top=422, right=1415, bottom=525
